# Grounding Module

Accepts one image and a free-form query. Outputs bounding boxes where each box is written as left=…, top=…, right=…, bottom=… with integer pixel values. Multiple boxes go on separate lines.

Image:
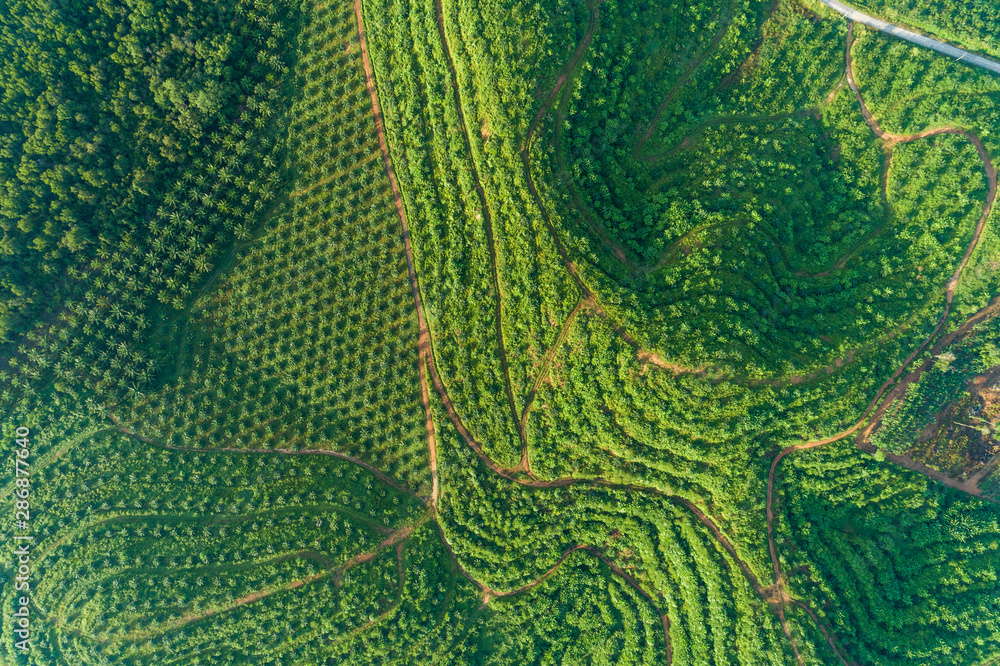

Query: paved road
left=817, top=0, right=1000, bottom=75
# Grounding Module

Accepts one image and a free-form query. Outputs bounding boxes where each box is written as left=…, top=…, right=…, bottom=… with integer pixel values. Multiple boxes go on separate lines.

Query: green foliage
left=869, top=315, right=1000, bottom=475
left=982, top=466, right=1000, bottom=498
left=0, top=0, right=299, bottom=412
left=776, top=440, right=1000, bottom=665
left=434, top=404, right=793, bottom=664
left=0, top=0, right=297, bottom=351
left=851, top=0, right=1000, bottom=59
left=0, top=423, right=425, bottom=665
left=465, top=556, right=666, bottom=665
left=848, top=25, right=1000, bottom=321
left=118, top=0, right=430, bottom=493
left=4, top=0, right=1000, bottom=663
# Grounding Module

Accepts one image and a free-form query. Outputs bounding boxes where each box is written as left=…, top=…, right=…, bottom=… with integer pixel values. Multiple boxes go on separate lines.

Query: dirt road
left=764, top=22, right=998, bottom=663
left=353, top=0, right=439, bottom=507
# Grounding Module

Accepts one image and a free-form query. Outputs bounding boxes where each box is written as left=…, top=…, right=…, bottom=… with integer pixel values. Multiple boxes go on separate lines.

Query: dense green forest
left=2, top=0, right=1000, bottom=662
left=0, top=0, right=296, bottom=348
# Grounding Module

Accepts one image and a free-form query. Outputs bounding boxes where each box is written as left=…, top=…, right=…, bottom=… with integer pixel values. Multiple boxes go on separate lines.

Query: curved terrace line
left=766, top=21, right=998, bottom=662
left=89, top=4, right=997, bottom=664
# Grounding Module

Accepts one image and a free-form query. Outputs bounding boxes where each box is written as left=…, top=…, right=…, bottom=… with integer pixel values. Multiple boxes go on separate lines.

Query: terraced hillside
left=2, top=0, right=1000, bottom=663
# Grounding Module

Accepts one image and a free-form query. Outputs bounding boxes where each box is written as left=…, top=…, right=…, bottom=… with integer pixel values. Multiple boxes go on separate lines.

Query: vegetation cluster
left=2, top=0, right=1000, bottom=663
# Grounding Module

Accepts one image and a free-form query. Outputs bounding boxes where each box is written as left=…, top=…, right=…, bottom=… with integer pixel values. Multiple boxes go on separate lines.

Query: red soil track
left=432, top=0, right=526, bottom=464
left=353, top=0, right=439, bottom=507
left=107, top=8, right=997, bottom=665
left=765, top=22, right=998, bottom=664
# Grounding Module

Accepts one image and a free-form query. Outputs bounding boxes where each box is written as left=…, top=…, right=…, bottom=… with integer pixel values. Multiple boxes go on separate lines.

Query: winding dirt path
left=107, top=412, right=426, bottom=502
left=965, top=451, right=1000, bottom=491
left=432, top=0, right=525, bottom=461
left=485, top=2, right=846, bottom=657
left=797, top=140, right=893, bottom=280
left=636, top=0, right=738, bottom=153
left=425, top=350, right=527, bottom=478
left=353, top=0, right=439, bottom=508
left=764, top=22, right=999, bottom=662
left=140, top=558, right=332, bottom=639
left=104, top=11, right=447, bottom=641
left=447, top=537, right=672, bottom=659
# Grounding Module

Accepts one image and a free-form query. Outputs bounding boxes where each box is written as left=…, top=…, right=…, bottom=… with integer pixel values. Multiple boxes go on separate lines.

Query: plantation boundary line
left=551, top=68, right=643, bottom=270
left=425, top=355, right=528, bottom=477
left=425, top=326, right=856, bottom=663
left=332, top=511, right=431, bottom=585
left=432, top=0, right=525, bottom=461
left=967, top=452, right=1000, bottom=489
left=0, top=425, right=112, bottom=501
left=118, top=341, right=833, bottom=663
left=155, top=542, right=406, bottom=665
left=352, top=0, right=439, bottom=507
left=516, top=0, right=709, bottom=381
left=57, top=425, right=435, bottom=641
left=544, top=0, right=828, bottom=279
left=32, top=506, right=358, bottom=571
left=766, top=22, right=998, bottom=663
left=29, top=466, right=415, bottom=590
left=327, top=544, right=408, bottom=647
left=844, top=23, right=997, bottom=281
left=480, top=544, right=589, bottom=604
left=161, top=527, right=407, bottom=641
left=339, top=8, right=674, bottom=651
left=519, top=0, right=710, bottom=363
left=420, top=366, right=844, bottom=664
left=680, top=499, right=854, bottom=664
